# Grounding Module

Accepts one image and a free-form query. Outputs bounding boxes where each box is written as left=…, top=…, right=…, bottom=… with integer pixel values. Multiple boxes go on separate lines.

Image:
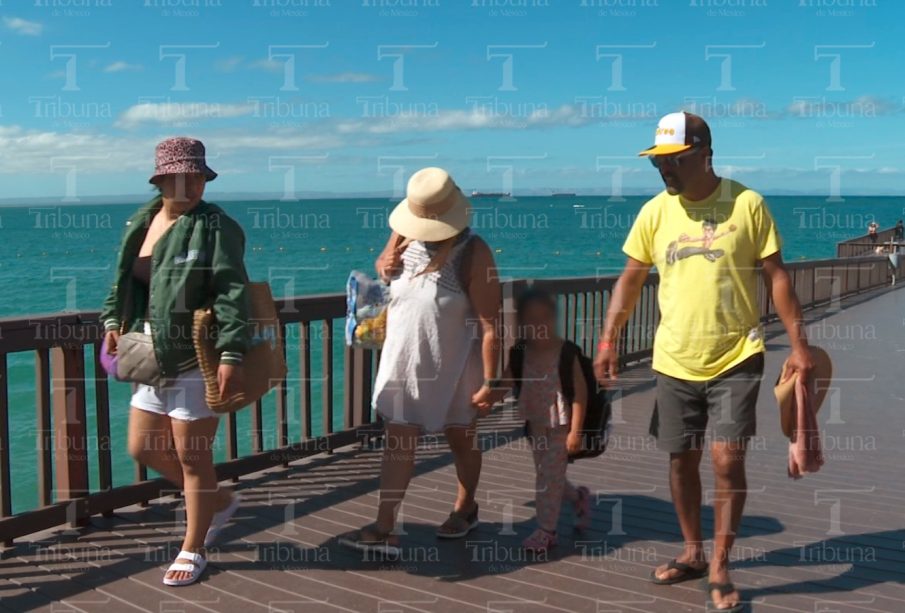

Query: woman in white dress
left=339, top=167, right=505, bottom=556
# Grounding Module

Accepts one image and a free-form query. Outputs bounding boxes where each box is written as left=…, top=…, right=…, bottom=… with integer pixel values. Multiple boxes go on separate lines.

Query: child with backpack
left=505, top=288, right=593, bottom=552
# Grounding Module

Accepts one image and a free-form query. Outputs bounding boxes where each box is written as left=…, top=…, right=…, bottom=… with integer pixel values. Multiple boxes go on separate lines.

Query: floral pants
left=529, top=423, right=578, bottom=532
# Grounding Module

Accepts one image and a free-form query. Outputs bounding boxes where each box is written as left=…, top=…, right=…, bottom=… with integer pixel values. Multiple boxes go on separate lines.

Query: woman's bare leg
left=444, top=424, right=481, bottom=514
left=127, top=408, right=231, bottom=508
left=166, top=416, right=220, bottom=583
left=374, top=422, right=421, bottom=536
left=127, top=408, right=183, bottom=483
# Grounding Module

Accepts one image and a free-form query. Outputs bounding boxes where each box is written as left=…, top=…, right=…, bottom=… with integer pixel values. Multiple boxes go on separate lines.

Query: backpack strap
left=508, top=340, right=526, bottom=397
left=455, top=232, right=477, bottom=291
left=558, top=340, right=580, bottom=404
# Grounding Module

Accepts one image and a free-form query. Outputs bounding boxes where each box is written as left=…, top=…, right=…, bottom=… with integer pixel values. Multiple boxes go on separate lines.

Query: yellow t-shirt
left=622, top=179, right=781, bottom=381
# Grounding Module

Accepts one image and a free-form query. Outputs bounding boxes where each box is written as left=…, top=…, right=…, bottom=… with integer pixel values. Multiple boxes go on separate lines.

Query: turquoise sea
left=1, top=195, right=901, bottom=513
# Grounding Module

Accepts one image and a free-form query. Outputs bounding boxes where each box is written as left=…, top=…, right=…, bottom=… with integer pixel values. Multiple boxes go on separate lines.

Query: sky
left=0, top=0, right=902, bottom=200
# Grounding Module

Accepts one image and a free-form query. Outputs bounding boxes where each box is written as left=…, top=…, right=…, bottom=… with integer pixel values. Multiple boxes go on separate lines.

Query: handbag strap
left=119, top=272, right=135, bottom=334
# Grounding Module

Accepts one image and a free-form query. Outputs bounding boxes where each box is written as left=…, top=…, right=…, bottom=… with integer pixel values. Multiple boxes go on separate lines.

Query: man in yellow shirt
left=593, top=112, right=814, bottom=612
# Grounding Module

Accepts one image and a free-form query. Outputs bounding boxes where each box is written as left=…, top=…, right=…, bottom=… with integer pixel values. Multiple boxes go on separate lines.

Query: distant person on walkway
left=505, top=289, right=591, bottom=552
left=339, top=167, right=504, bottom=556
left=100, top=137, right=248, bottom=586
left=593, top=112, right=813, bottom=612
left=868, top=221, right=879, bottom=243
left=894, top=219, right=904, bottom=241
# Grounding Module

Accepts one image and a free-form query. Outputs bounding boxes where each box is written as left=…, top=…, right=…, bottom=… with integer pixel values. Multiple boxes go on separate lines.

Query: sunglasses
left=648, top=147, right=700, bottom=169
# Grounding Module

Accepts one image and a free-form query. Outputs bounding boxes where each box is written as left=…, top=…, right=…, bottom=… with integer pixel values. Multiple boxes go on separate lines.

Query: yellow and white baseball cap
left=639, top=112, right=711, bottom=156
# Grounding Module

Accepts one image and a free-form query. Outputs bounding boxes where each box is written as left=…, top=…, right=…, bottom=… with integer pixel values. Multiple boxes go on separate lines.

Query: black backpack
left=509, top=340, right=613, bottom=460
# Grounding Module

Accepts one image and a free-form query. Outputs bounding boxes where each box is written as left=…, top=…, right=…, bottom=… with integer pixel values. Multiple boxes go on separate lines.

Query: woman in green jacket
left=101, top=137, right=249, bottom=586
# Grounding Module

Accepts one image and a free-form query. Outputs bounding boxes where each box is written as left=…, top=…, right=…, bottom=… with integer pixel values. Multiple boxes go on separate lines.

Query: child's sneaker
left=574, top=486, right=591, bottom=531
left=522, top=528, right=557, bottom=552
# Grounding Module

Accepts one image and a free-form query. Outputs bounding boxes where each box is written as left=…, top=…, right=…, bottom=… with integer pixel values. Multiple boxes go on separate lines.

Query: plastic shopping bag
left=345, top=271, right=390, bottom=349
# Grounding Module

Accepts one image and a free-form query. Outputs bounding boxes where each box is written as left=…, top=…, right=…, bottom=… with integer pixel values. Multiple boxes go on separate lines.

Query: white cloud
left=0, top=126, right=151, bottom=175
left=214, top=57, right=295, bottom=74
left=335, top=104, right=633, bottom=134
left=249, top=59, right=284, bottom=73
left=115, top=102, right=257, bottom=128
left=215, top=56, right=244, bottom=73
left=104, top=61, right=143, bottom=73
left=208, top=133, right=343, bottom=151
left=114, top=101, right=623, bottom=135
left=1, top=123, right=902, bottom=197
left=308, top=72, right=381, bottom=83
left=785, top=95, right=902, bottom=118
left=681, top=97, right=777, bottom=120
left=0, top=125, right=342, bottom=177
left=3, top=17, right=43, bottom=36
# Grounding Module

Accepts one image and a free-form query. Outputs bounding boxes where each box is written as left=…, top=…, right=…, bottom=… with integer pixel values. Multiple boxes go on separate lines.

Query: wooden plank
left=361, top=350, right=374, bottom=425
left=91, top=344, right=113, bottom=495
left=277, top=323, right=289, bottom=454
left=50, top=345, right=89, bottom=526
left=351, top=348, right=367, bottom=428
left=251, top=398, right=264, bottom=453
left=300, top=321, right=312, bottom=440
left=321, top=320, right=334, bottom=437
left=0, top=355, right=10, bottom=536
left=343, top=345, right=354, bottom=430
left=35, top=348, right=53, bottom=507
left=226, top=412, right=239, bottom=461
left=276, top=292, right=345, bottom=324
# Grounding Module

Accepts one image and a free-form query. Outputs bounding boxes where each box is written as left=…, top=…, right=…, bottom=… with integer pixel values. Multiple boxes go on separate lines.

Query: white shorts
left=131, top=368, right=217, bottom=422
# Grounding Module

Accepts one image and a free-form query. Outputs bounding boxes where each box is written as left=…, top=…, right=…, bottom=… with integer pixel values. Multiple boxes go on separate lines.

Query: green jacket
left=100, top=196, right=249, bottom=378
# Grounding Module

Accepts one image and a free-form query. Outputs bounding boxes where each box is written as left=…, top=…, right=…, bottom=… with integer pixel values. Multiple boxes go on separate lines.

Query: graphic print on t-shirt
left=665, top=218, right=738, bottom=265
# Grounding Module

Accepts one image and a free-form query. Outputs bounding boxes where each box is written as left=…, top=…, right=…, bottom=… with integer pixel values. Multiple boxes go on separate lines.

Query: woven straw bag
left=193, top=282, right=287, bottom=413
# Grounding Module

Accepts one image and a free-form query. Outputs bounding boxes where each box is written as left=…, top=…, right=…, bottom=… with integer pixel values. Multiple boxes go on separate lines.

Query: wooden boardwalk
left=2, top=286, right=904, bottom=612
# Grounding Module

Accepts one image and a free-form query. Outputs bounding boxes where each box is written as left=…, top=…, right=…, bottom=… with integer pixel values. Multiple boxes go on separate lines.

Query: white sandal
left=162, top=550, right=207, bottom=587
left=204, top=492, right=241, bottom=547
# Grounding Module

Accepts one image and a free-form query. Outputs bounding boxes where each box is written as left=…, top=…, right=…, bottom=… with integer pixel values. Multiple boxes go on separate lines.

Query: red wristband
left=598, top=339, right=615, bottom=352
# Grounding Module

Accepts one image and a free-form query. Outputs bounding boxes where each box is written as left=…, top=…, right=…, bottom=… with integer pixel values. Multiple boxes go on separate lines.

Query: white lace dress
left=372, top=230, right=483, bottom=433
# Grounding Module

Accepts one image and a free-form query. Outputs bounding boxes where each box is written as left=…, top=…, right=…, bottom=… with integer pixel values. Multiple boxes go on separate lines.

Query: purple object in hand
left=99, top=346, right=119, bottom=380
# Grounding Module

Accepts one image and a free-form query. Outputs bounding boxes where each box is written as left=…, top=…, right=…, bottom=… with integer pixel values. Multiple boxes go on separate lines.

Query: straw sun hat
left=388, top=167, right=472, bottom=242
left=773, top=346, right=833, bottom=439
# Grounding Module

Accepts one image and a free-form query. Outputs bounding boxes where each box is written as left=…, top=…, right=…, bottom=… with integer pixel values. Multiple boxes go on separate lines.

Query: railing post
left=35, top=349, right=53, bottom=507
left=0, top=354, right=12, bottom=545
left=351, top=347, right=372, bottom=430
left=343, top=345, right=355, bottom=430
left=322, top=320, right=334, bottom=442
left=276, top=323, right=289, bottom=466
left=811, top=266, right=816, bottom=309
left=300, top=321, right=312, bottom=440
left=501, top=280, right=518, bottom=373
left=51, top=344, right=89, bottom=528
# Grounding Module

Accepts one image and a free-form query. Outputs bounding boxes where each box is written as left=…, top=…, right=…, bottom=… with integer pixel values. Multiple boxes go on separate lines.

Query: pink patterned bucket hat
left=149, top=137, right=217, bottom=184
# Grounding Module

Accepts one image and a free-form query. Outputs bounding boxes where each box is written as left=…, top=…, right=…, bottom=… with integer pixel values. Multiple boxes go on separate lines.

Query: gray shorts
left=649, top=353, right=764, bottom=453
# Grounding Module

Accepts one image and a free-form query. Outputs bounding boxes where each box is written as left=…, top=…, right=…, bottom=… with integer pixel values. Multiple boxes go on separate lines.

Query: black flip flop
left=705, top=581, right=745, bottom=613
left=649, top=558, right=709, bottom=585
left=436, top=504, right=479, bottom=539
left=337, top=526, right=401, bottom=558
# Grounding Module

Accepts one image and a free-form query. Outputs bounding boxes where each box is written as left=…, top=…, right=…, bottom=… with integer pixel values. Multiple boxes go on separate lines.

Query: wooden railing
left=836, top=240, right=904, bottom=258
left=836, top=226, right=899, bottom=257
left=1, top=254, right=902, bottom=544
